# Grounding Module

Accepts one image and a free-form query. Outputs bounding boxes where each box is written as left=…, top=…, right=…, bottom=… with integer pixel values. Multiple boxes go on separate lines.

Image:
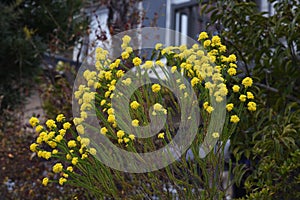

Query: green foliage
left=201, top=1, right=300, bottom=198
left=239, top=103, right=300, bottom=199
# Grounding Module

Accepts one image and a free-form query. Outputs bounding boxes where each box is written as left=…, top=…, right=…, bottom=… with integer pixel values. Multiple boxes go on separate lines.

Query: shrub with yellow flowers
left=29, top=30, right=256, bottom=199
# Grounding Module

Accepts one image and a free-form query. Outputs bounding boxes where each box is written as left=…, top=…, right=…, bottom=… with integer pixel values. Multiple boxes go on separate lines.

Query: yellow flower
left=122, top=35, right=131, bottom=44
left=104, top=71, right=112, bottom=80
left=46, top=119, right=57, bottom=129
left=130, top=101, right=140, bottom=110
left=247, top=92, right=254, bottom=99
left=132, top=119, right=139, bottom=127
left=191, top=77, right=200, bottom=87
left=30, top=143, right=38, bottom=152
left=66, top=153, right=72, bottom=160
left=203, top=102, right=209, bottom=109
left=158, top=132, right=165, bottom=139
left=52, top=149, right=58, bottom=154
left=228, top=54, right=237, bottom=62
left=232, top=85, right=240, bottom=93
left=107, top=115, right=115, bottom=123
left=230, top=115, right=240, bottom=123
left=227, top=68, right=236, bottom=76
left=81, top=138, right=90, bottom=146
left=67, top=166, right=73, bottom=172
left=242, top=77, right=253, bottom=88
left=73, top=117, right=83, bottom=126
left=68, top=140, right=77, bottom=148
left=76, top=125, right=85, bottom=134
left=171, top=66, right=177, bottom=73
left=212, top=132, right=220, bottom=138
left=153, top=103, right=164, bottom=111
left=247, top=101, right=257, bottom=111
left=122, top=78, right=132, bottom=85
left=42, top=177, right=49, bottom=186
left=203, top=40, right=211, bottom=48
left=59, top=177, right=67, bottom=186
left=152, top=84, right=161, bottom=93
left=29, top=117, right=39, bottom=127
left=219, top=45, right=226, bottom=52
left=53, top=163, right=63, bottom=173
left=107, top=108, right=114, bottom=115
left=198, top=32, right=208, bottom=40
left=117, top=130, right=125, bottom=138
left=118, top=139, right=123, bottom=144
left=226, top=103, right=234, bottom=112
left=116, top=70, right=124, bottom=78
left=56, top=114, right=65, bottom=122
left=55, top=135, right=63, bottom=142
left=206, top=106, right=214, bottom=114
left=124, top=137, right=130, bottom=143
left=143, top=60, right=153, bottom=69
left=100, top=127, right=108, bottom=135
left=47, top=141, right=57, bottom=149
left=133, top=57, right=142, bottom=66
left=63, top=122, right=71, bottom=130
left=179, top=84, right=186, bottom=90
left=155, top=60, right=164, bottom=67
left=229, top=63, right=237, bottom=68
left=89, top=148, right=97, bottom=155
left=239, top=94, right=247, bottom=102
left=211, top=35, right=221, bottom=46
left=35, top=125, right=44, bottom=133
left=129, top=134, right=135, bottom=140
left=72, top=157, right=79, bottom=165
left=121, top=51, right=130, bottom=59
left=155, top=43, right=163, bottom=50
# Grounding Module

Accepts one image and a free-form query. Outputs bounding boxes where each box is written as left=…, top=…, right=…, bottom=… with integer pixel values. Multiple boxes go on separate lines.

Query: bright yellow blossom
left=242, top=77, right=253, bottom=88
left=100, top=127, right=108, bottom=135
left=53, top=163, right=63, bottom=173
left=198, top=32, right=208, bottom=40
left=247, top=92, right=254, bottom=99
left=230, top=115, right=240, bottom=123
left=117, top=130, right=125, bottom=138
left=158, top=132, right=165, bottom=139
left=63, top=122, right=71, bottom=130
left=247, top=101, right=257, bottom=111
left=226, top=103, right=234, bottom=112
left=29, top=117, right=39, bottom=127
left=239, top=94, right=247, bottom=102
left=133, top=57, right=142, bottom=66
left=152, top=84, right=161, bottom=93
left=227, top=68, right=236, bottom=76
left=72, top=157, right=79, bottom=165
left=67, top=166, right=73, bottom=172
left=132, top=119, right=139, bottom=127
left=56, top=114, right=65, bottom=122
left=130, top=101, right=140, bottom=110
left=129, top=134, right=135, bottom=140
left=59, top=177, right=67, bottom=185
left=46, top=119, right=56, bottom=129
left=30, top=143, right=38, bottom=152
left=68, top=140, right=77, bottom=148
left=232, top=85, right=240, bottom=93
left=35, top=125, right=43, bottom=133
left=42, top=177, right=49, bottom=186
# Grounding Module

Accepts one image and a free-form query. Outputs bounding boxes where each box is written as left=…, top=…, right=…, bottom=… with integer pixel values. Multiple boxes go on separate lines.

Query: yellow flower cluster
left=29, top=113, right=95, bottom=187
